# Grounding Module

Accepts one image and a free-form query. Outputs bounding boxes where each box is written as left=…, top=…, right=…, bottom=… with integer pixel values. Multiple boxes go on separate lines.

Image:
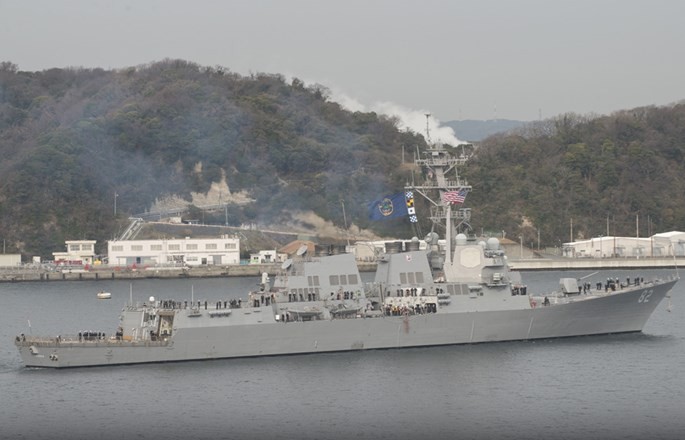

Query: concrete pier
left=509, top=256, right=684, bottom=271
left=0, top=264, right=282, bottom=283
left=0, top=258, right=680, bottom=283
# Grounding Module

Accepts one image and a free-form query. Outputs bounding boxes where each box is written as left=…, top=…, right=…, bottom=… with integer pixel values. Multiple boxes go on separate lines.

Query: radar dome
left=486, top=237, right=500, bottom=250
left=456, top=233, right=468, bottom=245
left=478, top=240, right=486, bottom=248
left=149, top=296, right=155, bottom=303
left=425, top=232, right=440, bottom=245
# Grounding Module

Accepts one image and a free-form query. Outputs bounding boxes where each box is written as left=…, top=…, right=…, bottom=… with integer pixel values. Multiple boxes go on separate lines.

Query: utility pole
left=636, top=214, right=639, bottom=238
left=220, top=189, right=228, bottom=226
left=114, top=192, right=118, bottom=216
left=341, top=199, right=350, bottom=246
left=648, top=215, right=653, bottom=256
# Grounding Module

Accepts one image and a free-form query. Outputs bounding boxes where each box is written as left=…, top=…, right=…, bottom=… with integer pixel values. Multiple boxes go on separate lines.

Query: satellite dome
left=456, top=233, right=468, bottom=245
left=486, top=237, right=500, bottom=250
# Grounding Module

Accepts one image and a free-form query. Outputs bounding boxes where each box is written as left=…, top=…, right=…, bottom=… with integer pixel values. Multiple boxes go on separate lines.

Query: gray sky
left=2, top=0, right=684, bottom=135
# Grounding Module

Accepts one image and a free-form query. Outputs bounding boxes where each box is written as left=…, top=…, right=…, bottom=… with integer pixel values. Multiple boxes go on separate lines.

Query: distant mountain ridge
left=443, top=119, right=527, bottom=142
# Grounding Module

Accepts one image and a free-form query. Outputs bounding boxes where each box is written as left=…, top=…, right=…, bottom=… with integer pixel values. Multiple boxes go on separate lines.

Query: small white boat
left=96, top=291, right=111, bottom=300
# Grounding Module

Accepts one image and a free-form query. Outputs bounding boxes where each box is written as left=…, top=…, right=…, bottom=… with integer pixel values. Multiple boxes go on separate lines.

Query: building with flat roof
left=107, top=235, right=240, bottom=267
left=562, top=231, right=685, bottom=258
left=52, top=240, right=97, bottom=265
left=249, top=250, right=286, bottom=264
left=0, top=254, right=22, bottom=266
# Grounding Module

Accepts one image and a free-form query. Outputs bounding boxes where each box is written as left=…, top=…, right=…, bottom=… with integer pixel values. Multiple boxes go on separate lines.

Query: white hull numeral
left=638, top=289, right=654, bottom=303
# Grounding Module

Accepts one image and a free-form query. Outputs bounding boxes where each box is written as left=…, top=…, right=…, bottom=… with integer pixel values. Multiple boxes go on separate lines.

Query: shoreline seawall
left=0, top=264, right=280, bottom=283
left=0, top=262, right=380, bottom=283
left=509, top=256, right=684, bottom=271
left=1, top=258, right=682, bottom=283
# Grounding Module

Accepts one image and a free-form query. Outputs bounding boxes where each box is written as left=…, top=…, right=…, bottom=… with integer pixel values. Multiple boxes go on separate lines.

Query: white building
left=652, top=231, right=685, bottom=256
left=249, top=250, right=286, bottom=264
left=52, top=240, right=97, bottom=265
left=0, top=254, right=22, bottom=266
left=107, top=235, right=240, bottom=267
left=562, top=232, right=685, bottom=258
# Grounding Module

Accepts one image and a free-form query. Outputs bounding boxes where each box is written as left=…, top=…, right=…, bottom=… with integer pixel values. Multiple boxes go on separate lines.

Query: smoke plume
left=330, top=88, right=466, bottom=146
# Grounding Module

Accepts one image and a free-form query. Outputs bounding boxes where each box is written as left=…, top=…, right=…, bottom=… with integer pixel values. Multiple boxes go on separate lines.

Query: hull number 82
left=638, top=289, right=654, bottom=303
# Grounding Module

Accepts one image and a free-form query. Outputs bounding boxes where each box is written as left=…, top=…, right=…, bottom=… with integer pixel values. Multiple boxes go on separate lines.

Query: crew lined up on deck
left=79, top=331, right=105, bottom=341
left=385, top=302, right=437, bottom=316
left=142, top=298, right=244, bottom=310
left=602, top=276, right=643, bottom=292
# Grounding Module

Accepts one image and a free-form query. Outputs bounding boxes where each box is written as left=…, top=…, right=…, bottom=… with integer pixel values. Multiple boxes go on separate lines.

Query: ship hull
left=15, top=279, right=676, bottom=368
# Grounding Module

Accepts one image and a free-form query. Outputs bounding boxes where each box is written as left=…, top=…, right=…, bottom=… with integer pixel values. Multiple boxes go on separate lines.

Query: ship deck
left=15, top=334, right=171, bottom=348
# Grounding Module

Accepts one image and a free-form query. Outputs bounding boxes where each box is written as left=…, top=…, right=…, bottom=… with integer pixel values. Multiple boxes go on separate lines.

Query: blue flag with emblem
left=368, top=192, right=409, bottom=221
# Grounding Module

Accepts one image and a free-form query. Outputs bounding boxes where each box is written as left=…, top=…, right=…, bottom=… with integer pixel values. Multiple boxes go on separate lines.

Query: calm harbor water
left=1, top=269, right=684, bottom=440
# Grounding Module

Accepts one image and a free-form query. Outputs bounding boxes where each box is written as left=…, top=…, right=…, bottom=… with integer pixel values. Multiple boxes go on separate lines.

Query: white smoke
left=329, top=88, right=466, bottom=146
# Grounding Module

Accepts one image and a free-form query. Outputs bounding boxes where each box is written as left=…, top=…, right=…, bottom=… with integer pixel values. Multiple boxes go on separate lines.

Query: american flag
left=442, top=188, right=469, bottom=205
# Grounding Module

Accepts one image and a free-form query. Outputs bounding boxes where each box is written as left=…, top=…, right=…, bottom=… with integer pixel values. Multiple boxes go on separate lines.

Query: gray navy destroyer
left=15, top=133, right=679, bottom=368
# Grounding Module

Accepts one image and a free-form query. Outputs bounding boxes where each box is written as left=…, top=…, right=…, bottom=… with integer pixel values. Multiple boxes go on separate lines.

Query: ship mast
left=406, top=115, right=472, bottom=269
left=408, top=115, right=472, bottom=233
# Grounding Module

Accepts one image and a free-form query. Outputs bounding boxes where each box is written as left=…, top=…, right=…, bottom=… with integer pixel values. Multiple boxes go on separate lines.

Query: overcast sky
left=2, top=0, right=684, bottom=129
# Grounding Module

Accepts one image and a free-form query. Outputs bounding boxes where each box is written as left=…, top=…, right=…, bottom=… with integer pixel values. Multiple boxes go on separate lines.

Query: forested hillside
left=0, top=60, right=423, bottom=257
left=465, top=107, right=685, bottom=249
left=1, top=59, right=684, bottom=258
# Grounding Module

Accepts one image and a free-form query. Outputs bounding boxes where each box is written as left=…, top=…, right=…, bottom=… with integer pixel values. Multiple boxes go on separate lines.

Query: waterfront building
left=107, top=235, right=240, bottom=267
left=652, top=231, right=685, bottom=256
left=562, top=231, right=685, bottom=258
left=249, top=250, right=286, bottom=264
left=0, top=254, right=22, bottom=266
left=52, top=240, right=97, bottom=266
